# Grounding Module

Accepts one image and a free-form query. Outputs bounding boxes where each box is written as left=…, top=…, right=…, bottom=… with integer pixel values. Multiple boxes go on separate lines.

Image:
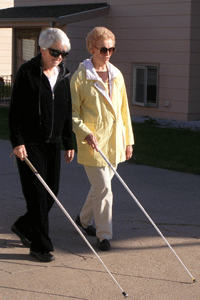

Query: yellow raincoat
left=71, top=58, right=134, bottom=167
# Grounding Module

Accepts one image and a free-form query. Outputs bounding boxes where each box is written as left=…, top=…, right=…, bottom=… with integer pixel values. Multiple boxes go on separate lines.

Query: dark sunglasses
left=48, top=48, right=69, bottom=58
left=95, top=46, right=116, bottom=55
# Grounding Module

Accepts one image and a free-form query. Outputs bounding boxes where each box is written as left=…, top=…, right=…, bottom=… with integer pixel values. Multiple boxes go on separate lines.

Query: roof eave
left=58, top=5, right=110, bottom=25
left=0, top=5, right=110, bottom=28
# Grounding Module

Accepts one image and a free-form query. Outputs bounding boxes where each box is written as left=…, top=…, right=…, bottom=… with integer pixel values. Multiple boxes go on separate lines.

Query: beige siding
left=0, top=1, right=13, bottom=75
left=189, top=2, right=200, bottom=120
left=106, top=2, right=192, bottom=121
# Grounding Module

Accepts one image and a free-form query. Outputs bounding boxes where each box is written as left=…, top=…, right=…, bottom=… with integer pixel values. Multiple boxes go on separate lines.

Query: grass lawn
left=131, top=122, right=200, bottom=174
left=1, top=106, right=200, bottom=174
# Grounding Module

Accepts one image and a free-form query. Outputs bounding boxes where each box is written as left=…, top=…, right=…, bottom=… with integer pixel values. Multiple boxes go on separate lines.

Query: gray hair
left=39, top=27, right=71, bottom=52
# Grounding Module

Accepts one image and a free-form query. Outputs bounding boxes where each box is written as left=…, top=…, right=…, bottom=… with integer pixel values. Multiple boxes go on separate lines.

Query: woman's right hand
left=13, top=145, right=27, bottom=161
left=85, top=133, right=99, bottom=152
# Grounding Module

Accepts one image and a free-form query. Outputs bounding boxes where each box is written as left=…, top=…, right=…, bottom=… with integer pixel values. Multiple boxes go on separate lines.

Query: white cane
left=97, top=147, right=196, bottom=283
left=23, top=156, right=128, bottom=298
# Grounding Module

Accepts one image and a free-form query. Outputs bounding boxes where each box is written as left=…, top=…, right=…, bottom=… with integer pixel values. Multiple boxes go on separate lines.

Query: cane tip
left=192, top=278, right=196, bottom=283
left=122, top=292, right=128, bottom=298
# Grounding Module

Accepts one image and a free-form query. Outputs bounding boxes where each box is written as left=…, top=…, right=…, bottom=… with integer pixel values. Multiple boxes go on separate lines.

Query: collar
left=83, top=57, right=120, bottom=81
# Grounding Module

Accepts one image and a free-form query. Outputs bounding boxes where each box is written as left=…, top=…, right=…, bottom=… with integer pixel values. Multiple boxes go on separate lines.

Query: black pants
left=14, top=142, right=61, bottom=253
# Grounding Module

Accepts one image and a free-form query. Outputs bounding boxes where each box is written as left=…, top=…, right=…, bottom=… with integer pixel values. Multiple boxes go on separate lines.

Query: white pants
left=80, top=165, right=116, bottom=241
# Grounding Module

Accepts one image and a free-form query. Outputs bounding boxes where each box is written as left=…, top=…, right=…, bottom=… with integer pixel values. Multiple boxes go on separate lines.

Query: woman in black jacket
left=9, top=28, right=74, bottom=262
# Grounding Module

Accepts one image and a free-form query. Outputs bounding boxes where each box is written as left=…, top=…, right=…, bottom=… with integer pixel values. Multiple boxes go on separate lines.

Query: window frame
left=132, top=64, right=159, bottom=108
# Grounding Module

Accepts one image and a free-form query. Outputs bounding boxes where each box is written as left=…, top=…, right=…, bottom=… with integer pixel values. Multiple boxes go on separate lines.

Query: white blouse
left=47, top=66, right=60, bottom=92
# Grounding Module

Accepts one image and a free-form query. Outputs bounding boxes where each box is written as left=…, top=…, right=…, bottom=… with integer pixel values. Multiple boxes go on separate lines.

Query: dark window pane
left=135, top=68, right=145, bottom=103
left=147, top=67, right=157, bottom=104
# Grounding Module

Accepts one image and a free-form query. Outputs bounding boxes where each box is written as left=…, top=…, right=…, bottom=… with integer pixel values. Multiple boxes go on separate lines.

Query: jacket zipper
left=44, top=71, right=69, bottom=143
left=46, top=92, right=54, bottom=142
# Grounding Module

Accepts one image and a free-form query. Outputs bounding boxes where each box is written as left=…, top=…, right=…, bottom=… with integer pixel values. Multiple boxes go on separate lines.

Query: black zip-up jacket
left=9, top=53, right=73, bottom=150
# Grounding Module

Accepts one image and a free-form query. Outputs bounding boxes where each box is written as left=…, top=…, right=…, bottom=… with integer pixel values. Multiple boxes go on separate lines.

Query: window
left=22, top=39, right=35, bottom=61
left=132, top=65, right=159, bottom=107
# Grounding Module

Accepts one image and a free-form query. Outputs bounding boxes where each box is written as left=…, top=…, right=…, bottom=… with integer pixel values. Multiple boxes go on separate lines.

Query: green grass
left=1, top=106, right=200, bottom=174
left=131, top=122, right=200, bottom=174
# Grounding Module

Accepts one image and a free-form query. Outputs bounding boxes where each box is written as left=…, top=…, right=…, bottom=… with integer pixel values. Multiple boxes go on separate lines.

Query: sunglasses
left=95, top=46, right=116, bottom=55
left=48, top=48, right=69, bottom=58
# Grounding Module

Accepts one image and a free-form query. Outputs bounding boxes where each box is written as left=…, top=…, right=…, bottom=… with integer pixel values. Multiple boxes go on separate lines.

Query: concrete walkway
left=0, top=138, right=200, bottom=300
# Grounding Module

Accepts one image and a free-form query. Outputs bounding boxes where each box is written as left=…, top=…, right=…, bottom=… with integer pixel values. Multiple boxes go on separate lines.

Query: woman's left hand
left=64, top=149, right=75, bottom=163
left=126, top=145, right=133, bottom=160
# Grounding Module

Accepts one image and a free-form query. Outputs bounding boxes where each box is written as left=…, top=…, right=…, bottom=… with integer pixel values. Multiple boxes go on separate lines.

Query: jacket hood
left=82, top=58, right=120, bottom=81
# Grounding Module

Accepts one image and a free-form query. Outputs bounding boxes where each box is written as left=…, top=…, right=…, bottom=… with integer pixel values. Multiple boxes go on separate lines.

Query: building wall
left=107, top=0, right=191, bottom=121
left=14, top=0, right=195, bottom=121
left=189, top=1, right=200, bottom=120
left=0, top=0, right=14, bottom=76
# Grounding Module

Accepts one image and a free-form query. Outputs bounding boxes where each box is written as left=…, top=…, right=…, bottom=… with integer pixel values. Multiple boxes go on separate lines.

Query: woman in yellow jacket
left=71, top=27, right=134, bottom=251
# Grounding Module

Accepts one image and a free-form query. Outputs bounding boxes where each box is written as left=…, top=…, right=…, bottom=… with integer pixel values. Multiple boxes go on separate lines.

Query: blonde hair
left=86, top=27, right=115, bottom=54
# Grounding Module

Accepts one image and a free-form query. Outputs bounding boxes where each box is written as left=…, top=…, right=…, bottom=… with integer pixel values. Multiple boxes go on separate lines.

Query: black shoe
left=30, top=250, right=55, bottom=262
left=11, top=224, right=31, bottom=248
left=97, top=238, right=110, bottom=251
left=75, top=215, right=96, bottom=237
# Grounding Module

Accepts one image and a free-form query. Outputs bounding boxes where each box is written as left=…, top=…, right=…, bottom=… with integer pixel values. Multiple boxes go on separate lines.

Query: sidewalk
left=0, top=138, right=200, bottom=300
